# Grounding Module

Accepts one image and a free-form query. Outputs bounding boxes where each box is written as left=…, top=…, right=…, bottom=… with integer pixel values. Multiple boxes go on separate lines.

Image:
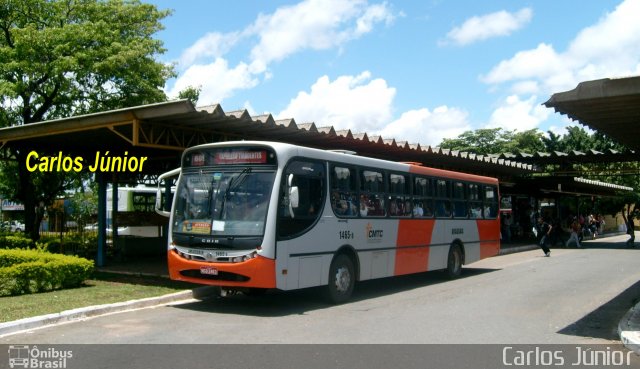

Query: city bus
left=156, top=141, right=500, bottom=303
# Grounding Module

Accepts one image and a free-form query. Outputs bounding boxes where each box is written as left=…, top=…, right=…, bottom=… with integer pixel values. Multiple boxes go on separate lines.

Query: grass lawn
left=0, top=272, right=201, bottom=323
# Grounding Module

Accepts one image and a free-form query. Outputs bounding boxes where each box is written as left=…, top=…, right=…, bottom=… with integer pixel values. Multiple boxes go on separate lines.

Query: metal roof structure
left=0, top=100, right=536, bottom=180
left=544, top=76, right=640, bottom=152
left=498, top=148, right=637, bottom=164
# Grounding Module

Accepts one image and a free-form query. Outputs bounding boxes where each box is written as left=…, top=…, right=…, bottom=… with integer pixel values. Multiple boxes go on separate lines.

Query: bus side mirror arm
left=155, top=168, right=181, bottom=217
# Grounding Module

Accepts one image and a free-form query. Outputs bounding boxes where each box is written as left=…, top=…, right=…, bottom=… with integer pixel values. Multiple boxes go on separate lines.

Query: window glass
left=412, top=177, right=433, bottom=218
left=483, top=185, right=498, bottom=219
left=360, top=170, right=385, bottom=217
left=389, top=174, right=410, bottom=217
left=435, top=180, right=451, bottom=218
left=468, top=184, right=483, bottom=218
left=452, top=182, right=467, bottom=218
left=278, top=160, right=325, bottom=238
left=330, top=166, right=358, bottom=217
left=361, top=170, right=384, bottom=192
left=414, top=177, right=431, bottom=196
left=436, top=180, right=449, bottom=198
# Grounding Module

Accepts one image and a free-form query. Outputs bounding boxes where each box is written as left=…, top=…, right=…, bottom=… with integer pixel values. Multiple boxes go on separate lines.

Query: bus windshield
left=173, top=169, right=275, bottom=237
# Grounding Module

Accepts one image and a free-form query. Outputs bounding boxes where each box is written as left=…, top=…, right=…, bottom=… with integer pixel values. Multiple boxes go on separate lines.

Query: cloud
left=277, top=71, right=470, bottom=147
left=379, top=106, right=471, bottom=147
left=441, top=8, right=532, bottom=46
left=248, top=0, right=394, bottom=73
left=177, top=32, right=242, bottom=67
left=486, top=95, right=550, bottom=131
left=482, top=0, right=640, bottom=133
left=168, top=0, right=395, bottom=101
left=277, top=72, right=396, bottom=133
left=482, top=0, right=640, bottom=95
left=167, top=59, right=258, bottom=105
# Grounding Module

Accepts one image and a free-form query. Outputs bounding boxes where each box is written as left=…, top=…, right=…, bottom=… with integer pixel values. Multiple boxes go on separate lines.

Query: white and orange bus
left=156, top=141, right=500, bottom=303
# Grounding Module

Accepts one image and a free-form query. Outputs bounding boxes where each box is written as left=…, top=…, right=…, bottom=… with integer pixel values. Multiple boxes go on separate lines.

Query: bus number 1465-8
left=339, top=231, right=354, bottom=240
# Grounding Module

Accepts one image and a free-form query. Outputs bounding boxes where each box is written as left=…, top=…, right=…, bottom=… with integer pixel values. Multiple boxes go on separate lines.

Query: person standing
left=502, top=213, right=512, bottom=243
left=627, top=218, right=636, bottom=247
left=536, top=217, right=552, bottom=257
left=566, top=218, right=581, bottom=248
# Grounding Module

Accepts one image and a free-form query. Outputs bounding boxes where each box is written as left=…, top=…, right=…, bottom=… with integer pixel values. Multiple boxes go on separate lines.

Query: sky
left=149, top=0, right=640, bottom=147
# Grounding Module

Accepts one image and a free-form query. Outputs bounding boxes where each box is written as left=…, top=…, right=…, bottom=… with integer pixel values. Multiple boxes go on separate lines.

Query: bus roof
left=183, top=141, right=498, bottom=185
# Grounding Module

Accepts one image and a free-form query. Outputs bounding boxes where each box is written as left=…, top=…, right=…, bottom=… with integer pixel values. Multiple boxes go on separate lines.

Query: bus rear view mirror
left=155, top=168, right=181, bottom=217
left=289, top=186, right=299, bottom=208
left=288, top=186, right=299, bottom=218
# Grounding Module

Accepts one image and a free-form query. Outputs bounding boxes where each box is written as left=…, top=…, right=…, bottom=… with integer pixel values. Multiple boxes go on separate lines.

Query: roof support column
left=96, top=173, right=107, bottom=267
left=111, top=175, right=118, bottom=246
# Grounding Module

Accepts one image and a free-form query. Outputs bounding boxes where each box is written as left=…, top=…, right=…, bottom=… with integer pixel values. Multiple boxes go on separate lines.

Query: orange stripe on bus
left=394, top=219, right=435, bottom=275
left=167, top=251, right=277, bottom=288
left=408, top=164, right=498, bottom=185
left=476, top=220, right=501, bottom=258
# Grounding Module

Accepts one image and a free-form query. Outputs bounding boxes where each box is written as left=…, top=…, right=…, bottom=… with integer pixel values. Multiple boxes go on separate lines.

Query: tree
left=0, top=0, right=175, bottom=240
left=439, top=128, right=508, bottom=155
left=178, top=85, right=201, bottom=106
left=68, top=189, right=98, bottom=232
left=439, top=128, right=544, bottom=155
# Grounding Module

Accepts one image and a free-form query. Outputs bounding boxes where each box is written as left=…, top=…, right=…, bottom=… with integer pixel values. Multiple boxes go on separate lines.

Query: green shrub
left=0, top=235, right=35, bottom=250
left=0, top=249, right=94, bottom=296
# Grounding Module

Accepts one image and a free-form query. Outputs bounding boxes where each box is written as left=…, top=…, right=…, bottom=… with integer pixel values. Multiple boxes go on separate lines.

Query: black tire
left=446, top=244, right=463, bottom=279
left=325, top=254, right=355, bottom=304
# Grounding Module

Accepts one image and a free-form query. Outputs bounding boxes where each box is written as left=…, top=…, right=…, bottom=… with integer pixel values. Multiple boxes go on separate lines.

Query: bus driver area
left=157, top=141, right=501, bottom=303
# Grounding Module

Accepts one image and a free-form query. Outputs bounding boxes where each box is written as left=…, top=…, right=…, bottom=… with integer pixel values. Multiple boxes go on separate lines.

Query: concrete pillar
left=96, top=174, right=106, bottom=267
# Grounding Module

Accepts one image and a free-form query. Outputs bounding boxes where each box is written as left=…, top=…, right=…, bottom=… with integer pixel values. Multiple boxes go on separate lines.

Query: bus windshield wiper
left=219, top=168, right=252, bottom=219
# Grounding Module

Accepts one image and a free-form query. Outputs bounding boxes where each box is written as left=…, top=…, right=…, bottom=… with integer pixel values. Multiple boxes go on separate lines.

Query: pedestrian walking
left=536, top=217, right=552, bottom=257
left=566, top=218, right=581, bottom=248
left=627, top=218, right=636, bottom=247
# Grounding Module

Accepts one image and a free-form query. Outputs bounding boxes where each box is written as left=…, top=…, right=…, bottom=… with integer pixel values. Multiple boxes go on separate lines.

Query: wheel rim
left=334, top=266, right=352, bottom=293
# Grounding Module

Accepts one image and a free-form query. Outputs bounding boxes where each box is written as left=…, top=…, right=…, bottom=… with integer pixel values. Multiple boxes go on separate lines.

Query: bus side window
left=483, top=185, right=498, bottom=219
left=452, top=182, right=468, bottom=218
left=468, top=184, right=483, bottom=219
left=330, top=166, right=358, bottom=217
left=360, top=169, right=385, bottom=217
left=435, top=179, right=451, bottom=218
left=413, top=176, right=433, bottom=218
left=389, top=173, right=411, bottom=217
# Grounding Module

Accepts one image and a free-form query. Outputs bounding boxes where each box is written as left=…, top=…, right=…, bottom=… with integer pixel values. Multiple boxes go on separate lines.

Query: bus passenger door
left=276, top=160, right=326, bottom=290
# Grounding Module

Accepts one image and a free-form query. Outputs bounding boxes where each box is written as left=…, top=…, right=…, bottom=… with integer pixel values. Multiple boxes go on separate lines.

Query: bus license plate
left=200, top=266, right=218, bottom=275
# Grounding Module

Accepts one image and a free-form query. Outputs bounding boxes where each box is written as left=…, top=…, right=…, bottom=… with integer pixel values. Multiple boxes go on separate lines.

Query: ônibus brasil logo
left=7, top=345, right=73, bottom=369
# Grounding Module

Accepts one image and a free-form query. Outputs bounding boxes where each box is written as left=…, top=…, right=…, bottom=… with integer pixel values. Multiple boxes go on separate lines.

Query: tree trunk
left=16, top=150, right=40, bottom=241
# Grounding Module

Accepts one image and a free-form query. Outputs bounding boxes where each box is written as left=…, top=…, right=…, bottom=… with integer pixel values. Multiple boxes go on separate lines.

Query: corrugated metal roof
left=497, top=148, right=636, bottom=164
left=0, top=100, right=537, bottom=177
left=544, top=76, right=640, bottom=152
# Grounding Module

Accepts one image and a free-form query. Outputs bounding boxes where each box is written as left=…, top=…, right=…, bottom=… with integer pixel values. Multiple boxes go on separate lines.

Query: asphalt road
left=3, top=234, right=640, bottom=345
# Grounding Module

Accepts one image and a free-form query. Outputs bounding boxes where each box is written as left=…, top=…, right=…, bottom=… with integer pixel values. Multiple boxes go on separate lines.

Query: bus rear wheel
left=446, top=244, right=463, bottom=279
left=326, top=254, right=355, bottom=304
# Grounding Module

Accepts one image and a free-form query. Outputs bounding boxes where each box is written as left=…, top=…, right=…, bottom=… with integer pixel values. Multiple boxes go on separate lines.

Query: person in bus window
left=413, top=202, right=424, bottom=217
left=389, top=201, right=398, bottom=216
left=359, top=195, right=369, bottom=217
left=404, top=200, right=412, bottom=216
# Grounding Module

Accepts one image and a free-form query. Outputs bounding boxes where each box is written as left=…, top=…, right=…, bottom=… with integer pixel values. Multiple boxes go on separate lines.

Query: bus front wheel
left=326, top=254, right=355, bottom=304
left=446, top=244, right=463, bottom=279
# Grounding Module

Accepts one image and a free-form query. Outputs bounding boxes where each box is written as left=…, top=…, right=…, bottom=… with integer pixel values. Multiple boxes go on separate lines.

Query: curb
left=499, top=244, right=538, bottom=255
left=0, top=286, right=218, bottom=337
left=619, top=302, right=640, bottom=354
